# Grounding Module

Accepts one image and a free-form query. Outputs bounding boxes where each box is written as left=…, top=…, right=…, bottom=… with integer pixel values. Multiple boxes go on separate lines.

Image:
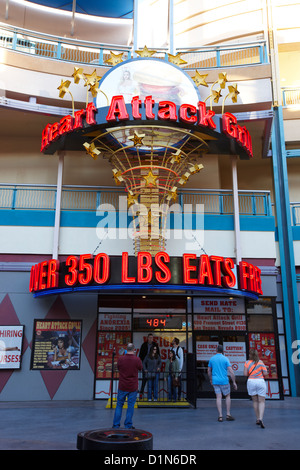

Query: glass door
left=195, top=333, right=248, bottom=398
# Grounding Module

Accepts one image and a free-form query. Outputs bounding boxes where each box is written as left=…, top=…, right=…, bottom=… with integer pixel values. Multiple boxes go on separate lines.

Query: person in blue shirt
left=207, top=344, right=237, bottom=422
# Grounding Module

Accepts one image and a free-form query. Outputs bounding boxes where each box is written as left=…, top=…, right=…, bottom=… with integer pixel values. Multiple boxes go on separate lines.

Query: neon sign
left=29, top=252, right=262, bottom=297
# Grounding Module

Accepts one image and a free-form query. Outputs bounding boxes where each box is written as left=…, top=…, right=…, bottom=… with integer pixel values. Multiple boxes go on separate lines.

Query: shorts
left=247, top=378, right=266, bottom=397
left=213, top=383, right=231, bottom=396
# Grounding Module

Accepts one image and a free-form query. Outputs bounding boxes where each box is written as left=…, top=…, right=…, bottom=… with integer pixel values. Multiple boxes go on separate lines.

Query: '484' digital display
left=134, top=316, right=183, bottom=330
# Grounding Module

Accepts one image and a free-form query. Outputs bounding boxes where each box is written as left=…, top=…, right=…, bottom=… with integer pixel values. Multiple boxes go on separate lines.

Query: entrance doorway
left=195, top=333, right=248, bottom=398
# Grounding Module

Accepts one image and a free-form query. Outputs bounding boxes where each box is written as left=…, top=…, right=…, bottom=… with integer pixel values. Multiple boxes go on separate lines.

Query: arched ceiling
left=26, top=0, right=134, bottom=18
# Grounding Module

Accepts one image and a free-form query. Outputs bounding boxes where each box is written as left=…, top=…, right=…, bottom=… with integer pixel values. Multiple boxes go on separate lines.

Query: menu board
left=248, top=333, right=278, bottom=378
left=96, top=331, right=132, bottom=379
left=31, top=320, right=82, bottom=370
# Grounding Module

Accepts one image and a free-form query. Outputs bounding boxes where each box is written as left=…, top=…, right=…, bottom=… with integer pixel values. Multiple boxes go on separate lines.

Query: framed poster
left=31, top=320, right=82, bottom=370
left=0, top=325, right=24, bottom=369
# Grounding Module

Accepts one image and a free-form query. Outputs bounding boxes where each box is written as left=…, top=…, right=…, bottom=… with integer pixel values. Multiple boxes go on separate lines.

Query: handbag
left=172, top=376, right=179, bottom=387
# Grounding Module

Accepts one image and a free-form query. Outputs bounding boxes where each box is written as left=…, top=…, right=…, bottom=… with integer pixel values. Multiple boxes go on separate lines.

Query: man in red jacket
left=113, top=343, right=143, bottom=429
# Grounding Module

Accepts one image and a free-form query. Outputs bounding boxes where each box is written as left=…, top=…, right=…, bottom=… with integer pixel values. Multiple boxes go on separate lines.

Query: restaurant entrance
left=195, top=332, right=248, bottom=398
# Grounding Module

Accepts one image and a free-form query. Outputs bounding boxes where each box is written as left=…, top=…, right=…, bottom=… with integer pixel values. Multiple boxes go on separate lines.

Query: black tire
left=77, top=428, right=153, bottom=450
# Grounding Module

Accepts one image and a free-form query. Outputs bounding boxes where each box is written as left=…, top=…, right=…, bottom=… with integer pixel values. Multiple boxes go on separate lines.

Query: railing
left=0, top=184, right=272, bottom=217
left=291, top=203, right=300, bottom=226
left=282, top=87, right=300, bottom=107
left=0, top=22, right=268, bottom=69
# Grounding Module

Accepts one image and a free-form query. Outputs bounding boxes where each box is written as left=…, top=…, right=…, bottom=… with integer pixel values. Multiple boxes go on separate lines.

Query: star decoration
left=89, top=83, right=100, bottom=98
left=83, top=142, right=101, bottom=160
left=227, top=84, right=240, bottom=103
left=84, top=69, right=101, bottom=87
left=112, top=169, right=124, bottom=185
left=189, top=163, right=204, bottom=174
left=179, top=171, right=190, bottom=185
left=128, top=131, right=145, bottom=147
left=167, top=186, right=178, bottom=202
left=72, top=67, right=85, bottom=84
left=167, top=52, right=187, bottom=66
left=211, top=88, right=222, bottom=103
left=105, top=51, right=124, bottom=66
left=170, top=149, right=182, bottom=164
left=217, top=73, right=228, bottom=89
left=143, top=170, right=158, bottom=187
left=192, top=71, right=208, bottom=87
left=57, top=79, right=71, bottom=98
left=127, top=192, right=139, bottom=208
left=135, top=45, right=157, bottom=57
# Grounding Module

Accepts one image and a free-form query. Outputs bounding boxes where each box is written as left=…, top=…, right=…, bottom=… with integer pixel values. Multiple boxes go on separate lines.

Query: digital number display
left=134, top=316, right=182, bottom=330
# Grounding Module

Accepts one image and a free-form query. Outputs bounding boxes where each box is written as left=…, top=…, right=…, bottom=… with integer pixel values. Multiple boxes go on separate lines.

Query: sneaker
left=148, top=398, right=152, bottom=402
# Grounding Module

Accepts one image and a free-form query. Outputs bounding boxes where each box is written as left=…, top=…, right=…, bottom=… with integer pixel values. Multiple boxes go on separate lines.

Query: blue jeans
left=167, top=374, right=177, bottom=401
left=147, top=373, right=159, bottom=400
left=113, top=390, right=138, bottom=429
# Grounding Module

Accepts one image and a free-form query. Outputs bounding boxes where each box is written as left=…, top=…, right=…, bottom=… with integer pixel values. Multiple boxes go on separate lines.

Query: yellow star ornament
left=83, top=142, right=101, bottom=160
left=192, top=71, right=208, bottom=88
left=57, top=79, right=71, bottom=98
left=105, top=51, right=124, bottom=66
left=135, top=45, right=157, bottom=57
left=167, top=52, right=187, bottom=66
left=144, top=170, right=158, bottom=187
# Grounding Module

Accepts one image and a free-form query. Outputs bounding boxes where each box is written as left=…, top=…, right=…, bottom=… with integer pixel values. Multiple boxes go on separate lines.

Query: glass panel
left=248, top=333, right=277, bottom=378
left=98, top=295, right=132, bottom=312
left=247, top=315, right=273, bottom=331
left=246, top=298, right=272, bottom=314
left=98, top=313, right=132, bottom=331
left=133, top=296, right=186, bottom=313
left=193, top=297, right=245, bottom=314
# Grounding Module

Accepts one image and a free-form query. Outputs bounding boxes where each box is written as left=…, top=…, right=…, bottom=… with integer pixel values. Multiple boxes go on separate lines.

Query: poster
left=223, top=342, right=246, bottom=376
left=194, top=314, right=246, bottom=331
left=31, top=320, right=82, bottom=370
left=196, top=341, right=218, bottom=362
left=0, top=326, right=24, bottom=369
left=248, top=333, right=278, bottom=378
left=96, top=332, right=132, bottom=379
left=193, top=297, right=245, bottom=314
left=98, top=313, right=131, bottom=331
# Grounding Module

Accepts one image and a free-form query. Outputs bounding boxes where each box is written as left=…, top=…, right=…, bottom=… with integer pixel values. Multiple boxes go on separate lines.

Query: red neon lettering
left=222, top=258, right=236, bottom=288
left=157, top=101, right=177, bottom=121
left=255, top=266, right=263, bottom=294
left=49, top=122, right=60, bottom=142
left=29, top=263, right=40, bottom=292
left=94, top=253, right=110, bottom=284
left=209, top=255, right=223, bottom=287
left=47, top=259, right=60, bottom=289
left=138, top=252, right=152, bottom=283
left=155, top=252, right=171, bottom=283
left=198, top=101, right=216, bottom=129
left=144, top=95, right=155, bottom=119
left=131, top=96, right=142, bottom=119
left=179, top=104, right=197, bottom=124
left=199, top=254, right=214, bottom=285
left=78, top=254, right=93, bottom=285
left=121, top=252, right=135, bottom=283
left=86, top=102, right=97, bottom=125
left=65, top=256, right=79, bottom=286
left=183, top=253, right=197, bottom=284
left=38, top=260, right=48, bottom=290
left=41, top=124, right=51, bottom=152
left=59, top=115, right=73, bottom=135
left=73, top=109, right=86, bottom=129
left=222, top=112, right=237, bottom=138
left=106, top=95, right=129, bottom=121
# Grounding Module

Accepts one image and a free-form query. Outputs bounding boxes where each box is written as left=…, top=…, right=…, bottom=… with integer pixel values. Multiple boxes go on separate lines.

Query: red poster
left=96, top=332, right=132, bottom=379
left=248, top=333, right=277, bottom=379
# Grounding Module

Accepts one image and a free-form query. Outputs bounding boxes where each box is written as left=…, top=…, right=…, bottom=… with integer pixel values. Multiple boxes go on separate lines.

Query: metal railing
left=0, top=183, right=272, bottom=217
left=0, top=22, right=268, bottom=69
left=282, top=87, right=300, bottom=107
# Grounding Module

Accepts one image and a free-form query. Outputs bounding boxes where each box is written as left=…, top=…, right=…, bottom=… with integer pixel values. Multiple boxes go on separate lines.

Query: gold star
left=83, top=142, right=101, bottom=160
left=89, top=83, right=99, bottom=98
left=57, top=79, right=71, bottom=98
left=167, top=52, right=187, bottom=66
left=84, top=69, right=101, bottom=87
left=72, top=67, right=84, bottom=84
left=170, top=149, right=182, bottom=164
left=167, top=186, right=178, bottom=202
left=179, top=171, right=190, bottom=185
left=227, top=84, right=240, bottom=103
left=189, top=163, right=204, bottom=174
left=144, top=170, right=158, bottom=187
left=127, top=192, right=139, bottom=208
left=192, top=71, right=208, bottom=88
left=211, top=88, right=222, bottom=103
left=128, top=131, right=145, bottom=147
left=217, top=73, right=228, bottom=89
left=135, top=45, right=157, bottom=57
left=105, top=51, right=124, bottom=66
left=112, top=169, right=124, bottom=185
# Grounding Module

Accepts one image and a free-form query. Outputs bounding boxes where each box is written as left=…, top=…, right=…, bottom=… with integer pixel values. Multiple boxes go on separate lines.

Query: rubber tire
left=77, top=428, right=153, bottom=450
